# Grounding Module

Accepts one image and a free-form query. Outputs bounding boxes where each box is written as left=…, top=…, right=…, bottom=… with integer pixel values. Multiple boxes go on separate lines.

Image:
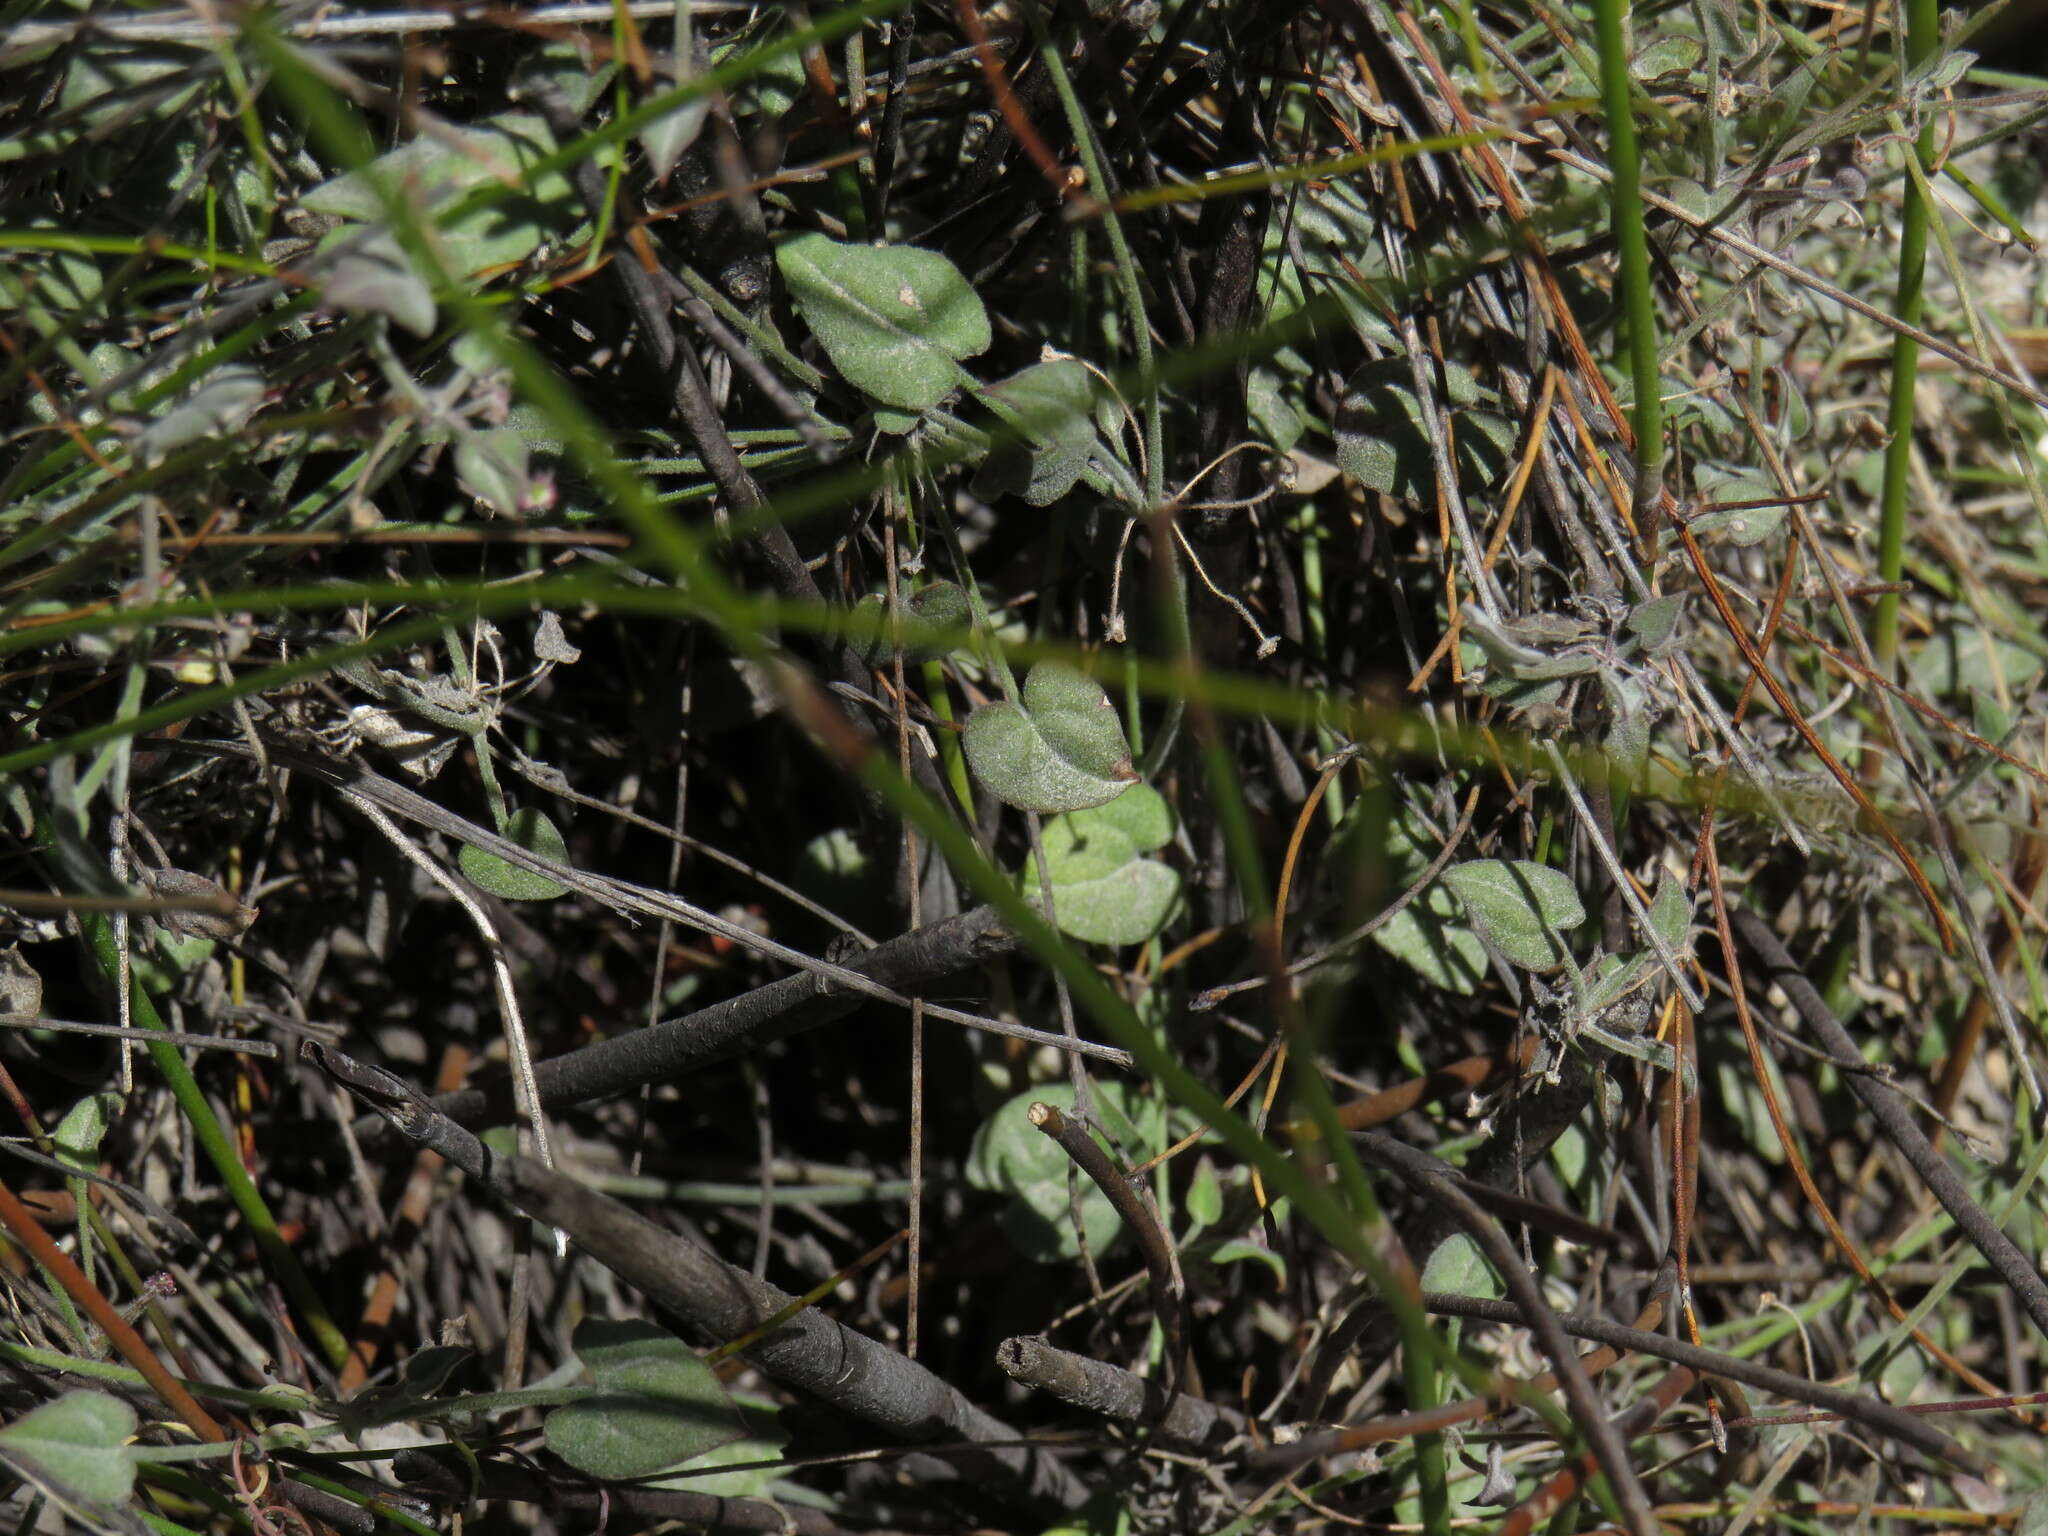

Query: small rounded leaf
left=849, top=581, right=970, bottom=666
left=1372, top=890, right=1488, bottom=995
left=967, top=1084, right=1156, bottom=1262
left=1187, top=1157, right=1224, bottom=1228
left=965, top=662, right=1136, bottom=814
left=456, top=426, right=534, bottom=515
left=135, top=366, right=267, bottom=464
left=1018, top=784, right=1180, bottom=945
left=459, top=808, right=571, bottom=901
left=1420, top=1232, right=1501, bottom=1299
left=974, top=359, right=1106, bottom=506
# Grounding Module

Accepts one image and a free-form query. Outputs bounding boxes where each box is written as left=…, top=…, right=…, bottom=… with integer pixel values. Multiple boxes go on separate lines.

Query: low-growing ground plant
left=2, top=1, right=2048, bottom=1533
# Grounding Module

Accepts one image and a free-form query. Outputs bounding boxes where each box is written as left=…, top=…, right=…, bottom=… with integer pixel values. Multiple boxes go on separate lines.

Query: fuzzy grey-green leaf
left=1372, top=892, right=1489, bottom=994
left=1019, top=784, right=1181, bottom=945
left=320, top=229, right=436, bottom=336
left=0, top=1391, right=136, bottom=1508
left=776, top=234, right=989, bottom=411
left=459, top=807, right=571, bottom=901
left=1334, top=360, right=1514, bottom=504
left=1443, top=859, right=1584, bottom=971
left=974, top=358, right=1106, bottom=506
left=964, top=662, right=1136, bottom=814
left=849, top=581, right=970, bottom=666
left=1420, top=1232, right=1501, bottom=1299
left=545, top=1319, right=745, bottom=1481
left=967, top=1084, right=1155, bottom=1261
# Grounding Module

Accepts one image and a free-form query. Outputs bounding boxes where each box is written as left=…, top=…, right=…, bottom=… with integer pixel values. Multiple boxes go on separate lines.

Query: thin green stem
left=1018, top=0, right=1192, bottom=768
left=1874, top=0, right=1941, bottom=673
left=71, top=914, right=351, bottom=1370
left=1592, top=0, right=1662, bottom=510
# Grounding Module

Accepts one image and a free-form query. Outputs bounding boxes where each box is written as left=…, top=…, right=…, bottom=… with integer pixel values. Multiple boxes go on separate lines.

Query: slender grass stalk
left=1591, top=0, right=1662, bottom=511
left=1190, top=699, right=1453, bottom=1533
left=1874, top=0, right=1941, bottom=673
left=73, top=913, right=352, bottom=1372
left=1017, top=0, right=1194, bottom=769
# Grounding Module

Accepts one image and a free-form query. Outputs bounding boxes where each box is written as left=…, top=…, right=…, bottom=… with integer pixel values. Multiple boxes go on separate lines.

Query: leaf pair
left=964, top=662, right=1138, bottom=816
left=779, top=237, right=1138, bottom=504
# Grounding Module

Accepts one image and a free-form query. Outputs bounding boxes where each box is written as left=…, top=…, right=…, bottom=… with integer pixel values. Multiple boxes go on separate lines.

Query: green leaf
left=1579, top=951, right=1647, bottom=1014
left=1647, top=875, right=1692, bottom=956
left=1599, top=671, right=1650, bottom=782
left=459, top=807, right=571, bottom=901
left=717, top=23, right=806, bottom=119
left=1018, top=784, right=1181, bottom=945
left=967, top=1084, right=1157, bottom=1262
left=1631, top=35, right=1702, bottom=78
left=848, top=581, right=970, bottom=666
left=0, top=1391, right=137, bottom=1508
left=1374, top=896, right=1489, bottom=994
left=1334, top=360, right=1514, bottom=505
left=134, top=367, right=267, bottom=464
left=1551, top=1123, right=1589, bottom=1188
left=1366, top=812, right=1487, bottom=994
left=512, top=42, right=619, bottom=119
left=55, top=1092, right=119, bottom=1178
left=1624, top=593, right=1685, bottom=652
left=1420, top=1233, right=1501, bottom=1299
left=1910, top=629, right=2045, bottom=703
left=304, top=114, right=581, bottom=278
left=1443, top=860, right=1585, bottom=971
left=1688, top=465, right=1784, bottom=546
left=1208, top=1238, right=1287, bottom=1284
left=643, top=1, right=709, bottom=185
left=1713, top=1053, right=1787, bottom=1165
left=964, top=662, right=1137, bottom=814
left=318, top=228, right=437, bottom=337
left=455, top=427, right=536, bottom=515
left=1248, top=366, right=1304, bottom=454
left=871, top=406, right=925, bottom=435
left=401, top=1344, right=474, bottom=1397
left=1186, top=1158, right=1223, bottom=1229
left=645, top=1416, right=789, bottom=1499
left=775, top=233, right=989, bottom=411
left=1661, top=177, right=1743, bottom=226
left=973, top=359, right=1108, bottom=506
left=545, top=1319, right=745, bottom=1481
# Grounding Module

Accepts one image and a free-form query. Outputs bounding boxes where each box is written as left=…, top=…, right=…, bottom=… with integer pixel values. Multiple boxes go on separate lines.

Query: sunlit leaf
left=964, top=662, right=1136, bottom=814
left=776, top=233, right=989, bottom=411
left=1443, top=860, right=1585, bottom=971
left=1017, top=783, right=1180, bottom=945
left=967, top=1084, right=1158, bottom=1262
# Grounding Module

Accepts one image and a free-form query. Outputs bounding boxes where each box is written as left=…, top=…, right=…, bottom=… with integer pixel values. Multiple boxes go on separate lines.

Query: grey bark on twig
left=998, top=1335, right=1244, bottom=1449
left=1352, top=1133, right=1659, bottom=1536
left=1420, top=1289, right=1987, bottom=1473
left=1733, top=910, right=2048, bottom=1346
left=310, top=1043, right=1088, bottom=1516
left=434, top=903, right=1024, bottom=1125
